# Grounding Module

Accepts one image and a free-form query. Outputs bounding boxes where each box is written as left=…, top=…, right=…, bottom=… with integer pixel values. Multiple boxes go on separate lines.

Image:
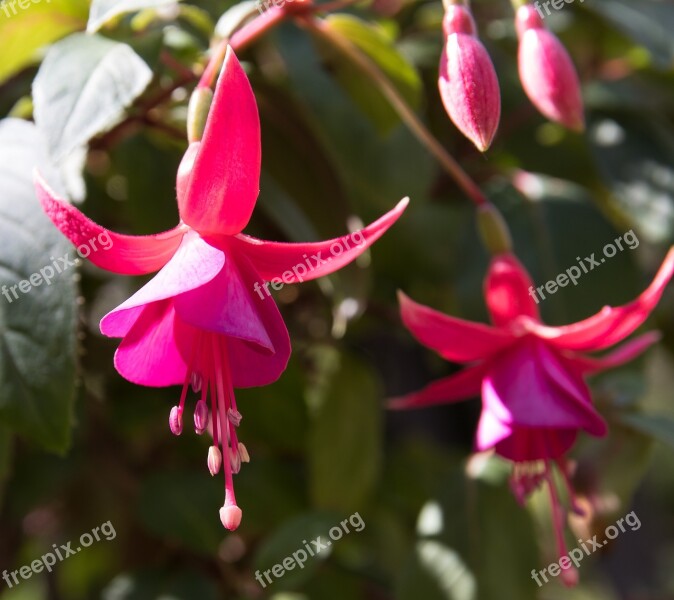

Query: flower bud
left=220, top=504, right=242, bottom=531
left=516, top=4, right=584, bottom=131
left=187, top=86, right=214, bottom=143
left=439, top=5, right=501, bottom=152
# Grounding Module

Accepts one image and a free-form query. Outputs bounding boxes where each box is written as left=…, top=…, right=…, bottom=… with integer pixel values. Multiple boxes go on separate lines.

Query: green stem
left=299, top=16, right=489, bottom=208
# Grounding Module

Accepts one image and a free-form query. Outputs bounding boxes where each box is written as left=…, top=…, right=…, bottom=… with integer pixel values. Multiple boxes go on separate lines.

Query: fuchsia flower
left=439, top=3, right=501, bottom=152
left=36, top=47, right=408, bottom=531
left=391, top=250, right=674, bottom=584
left=516, top=3, right=584, bottom=131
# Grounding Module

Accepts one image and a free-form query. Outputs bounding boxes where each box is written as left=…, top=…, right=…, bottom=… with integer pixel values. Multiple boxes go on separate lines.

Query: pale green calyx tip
left=477, top=204, right=513, bottom=255
left=187, top=87, right=214, bottom=143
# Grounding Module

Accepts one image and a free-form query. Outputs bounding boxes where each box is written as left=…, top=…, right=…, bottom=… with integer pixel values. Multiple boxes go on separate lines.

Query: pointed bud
left=208, top=446, right=222, bottom=476
left=516, top=4, right=584, bottom=131
left=194, top=400, right=209, bottom=435
left=169, top=405, right=182, bottom=436
left=237, top=442, right=250, bottom=463
left=220, top=504, right=243, bottom=531
left=439, top=5, right=501, bottom=152
left=187, top=87, right=214, bottom=143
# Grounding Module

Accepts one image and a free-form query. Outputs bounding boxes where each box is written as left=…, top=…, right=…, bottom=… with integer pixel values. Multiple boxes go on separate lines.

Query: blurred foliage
left=1, top=0, right=674, bottom=599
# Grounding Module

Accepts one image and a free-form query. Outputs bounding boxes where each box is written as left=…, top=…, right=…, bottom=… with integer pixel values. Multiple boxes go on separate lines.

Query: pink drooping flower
left=36, top=46, right=408, bottom=531
left=516, top=3, right=584, bottom=131
left=391, top=250, right=674, bottom=584
left=439, top=4, right=501, bottom=152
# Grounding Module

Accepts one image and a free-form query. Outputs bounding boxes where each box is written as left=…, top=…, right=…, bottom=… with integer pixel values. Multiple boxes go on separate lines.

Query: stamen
left=228, top=408, right=242, bottom=427
left=557, top=459, right=585, bottom=516
left=238, top=442, right=250, bottom=463
left=191, top=371, right=203, bottom=393
left=208, top=446, right=222, bottom=476
left=194, top=399, right=209, bottom=435
left=169, top=405, right=183, bottom=436
left=545, top=462, right=578, bottom=587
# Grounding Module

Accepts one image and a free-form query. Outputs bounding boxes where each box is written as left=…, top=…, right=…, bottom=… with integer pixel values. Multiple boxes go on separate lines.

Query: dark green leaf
left=620, top=412, right=674, bottom=450
left=320, top=15, right=422, bottom=134
left=397, top=540, right=476, bottom=600
left=0, top=119, right=78, bottom=453
left=136, top=470, right=223, bottom=555
left=308, top=348, right=382, bottom=513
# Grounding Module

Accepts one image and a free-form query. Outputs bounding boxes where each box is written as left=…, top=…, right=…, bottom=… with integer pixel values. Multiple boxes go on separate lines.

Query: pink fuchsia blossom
left=36, top=46, right=408, bottom=531
left=439, top=4, right=501, bottom=152
left=391, top=250, right=674, bottom=584
left=516, top=3, right=584, bottom=131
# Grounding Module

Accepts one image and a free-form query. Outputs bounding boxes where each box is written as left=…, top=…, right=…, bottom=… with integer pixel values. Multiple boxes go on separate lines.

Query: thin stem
left=199, top=6, right=288, bottom=89
left=300, top=16, right=488, bottom=207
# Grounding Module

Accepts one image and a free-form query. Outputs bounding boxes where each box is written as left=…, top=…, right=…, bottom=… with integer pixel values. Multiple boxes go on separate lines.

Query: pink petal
left=568, top=331, right=661, bottom=375
left=231, top=197, right=409, bottom=283
left=482, top=338, right=606, bottom=436
left=177, top=47, right=261, bottom=235
left=484, top=253, right=540, bottom=326
left=475, top=407, right=512, bottom=451
left=174, top=248, right=273, bottom=352
left=223, top=254, right=291, bottom=388
left=493, top=427, right=577, bottom=462
left=388, top=363, right=486, bottom=410
left=398, top=291, right=513, bottom=363
left=36, top=171, right=185, bottom=275
left=101, top=231, right=225, bottom=337
left=114, top=300, right=192, bottom=386
left=439, top=32, right=501, bottom=152
left=522, top=248, right=674, bottom=351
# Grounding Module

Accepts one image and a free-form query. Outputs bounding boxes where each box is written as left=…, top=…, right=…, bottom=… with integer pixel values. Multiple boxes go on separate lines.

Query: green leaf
left=0, top=119, right=78, bottom=453
left=397, top=540, right=477, bottom=600
left=0, top=0, right=88, bottom=84
left=87, top=0, right=180, bottom=33
left=136, top=470, right=223, bottom=555
left=102, top=569, right=220, bottom=600
left=254, top=512, right=338, bottom=590
left=0, top=425, right=12, bottom=510
left=586, top=0, right=674, bottom=69
left=320, top=15, right=422, bottom=134
left=308, top=348, right=382, bottom=513
left=33, top=33, right=153, bottom=160
left=588, top=111, right=674, bottom=243
left=620, top=412, right=674, bottom=450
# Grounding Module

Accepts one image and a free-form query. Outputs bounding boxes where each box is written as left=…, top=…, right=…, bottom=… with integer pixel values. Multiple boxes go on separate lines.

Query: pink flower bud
left=220, top=504, right=242, bottom=531
left=516, top=4, right=584, bottom=131
left=439, top=5, right=501, bottom=152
